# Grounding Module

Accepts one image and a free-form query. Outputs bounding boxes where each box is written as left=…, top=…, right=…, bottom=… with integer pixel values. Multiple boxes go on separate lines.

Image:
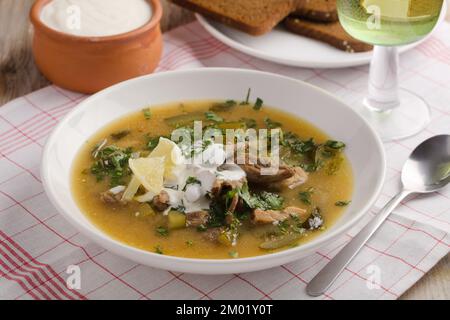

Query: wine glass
left=336, top=0, right=444, bottom=141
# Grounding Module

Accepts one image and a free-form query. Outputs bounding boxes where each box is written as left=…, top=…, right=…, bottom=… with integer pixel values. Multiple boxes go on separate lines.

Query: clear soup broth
left=72, top=100, right=353, bottom=259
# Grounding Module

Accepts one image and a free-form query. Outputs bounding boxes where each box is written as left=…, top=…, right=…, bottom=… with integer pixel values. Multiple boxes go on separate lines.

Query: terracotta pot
left=30, top=0, right=163, bottom=94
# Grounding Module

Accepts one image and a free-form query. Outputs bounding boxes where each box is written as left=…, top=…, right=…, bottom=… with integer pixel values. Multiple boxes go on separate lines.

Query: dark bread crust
left=292, top=0, right=338, bottom=22
left=284, top=17, right=373, bottom=53
left=171, top=0, right=300, bottom=36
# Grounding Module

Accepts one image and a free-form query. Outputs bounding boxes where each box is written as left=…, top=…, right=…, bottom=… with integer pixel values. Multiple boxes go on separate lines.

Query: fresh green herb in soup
left=72, top=100, right=353, bottom=259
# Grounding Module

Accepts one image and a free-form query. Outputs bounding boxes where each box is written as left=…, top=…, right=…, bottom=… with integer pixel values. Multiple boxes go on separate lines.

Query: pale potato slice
left=128, top=157, right=165, bottom=194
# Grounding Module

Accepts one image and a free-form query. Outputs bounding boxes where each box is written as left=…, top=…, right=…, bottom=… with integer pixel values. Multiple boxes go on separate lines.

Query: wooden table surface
left=0, top=0, right=448, bottom=300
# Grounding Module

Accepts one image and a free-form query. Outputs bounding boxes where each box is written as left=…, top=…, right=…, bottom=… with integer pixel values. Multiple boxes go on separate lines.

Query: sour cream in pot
left=40, top=0, right=152, bottom=37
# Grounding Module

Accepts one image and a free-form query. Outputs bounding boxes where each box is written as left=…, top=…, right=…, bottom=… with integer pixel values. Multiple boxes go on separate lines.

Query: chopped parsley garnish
left=284, top=133, right=317, bottom=154
left=202, top=139, right=213, bottom=151
left=90, top=143, right=133, bottom=187
left=204, top=111, right=224, bottom=123
left=110, top=130, right=130, bottom=140
left=253, top=97, right=264, bottom=110
left=142, top=108, right=151, bottom=120
left=282, top=133, right=346, bottom=174
left=147, top=136, right=160, bottom=150
left=238, top=184, right=284, bottom=211
left=257, top=191, right=284, bottom=210
left=210, top=100, right=237, bottom=112
left=154, top=245, right=164, bottom=254
left=221, top=216, right=241, bottom=247
left=185, top=240, right=194, bottom=247
left=207, top=197, right=228, bottom=228
left=264, top=117, right=282, bottom=129
left=156, top=226, right=169, bottom=237
left=325, top=140, right=346, bottom=150
left=183, top=176, right=201, bottom=191
left=299, top=187, right=314, bottom=205
left=335, top=200, right=351, bottom=207
left=228, top=250, right=239, bottom=258
left=240, top=118, right=257, bottom=129
left=241, top=88, right=251, bottom=105
left=196, top=225, right=207, bottom=232
left=300, top=163, right=319, bottom=173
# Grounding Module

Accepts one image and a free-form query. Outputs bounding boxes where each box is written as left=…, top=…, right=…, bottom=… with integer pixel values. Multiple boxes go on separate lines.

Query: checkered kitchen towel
left=1, top=21, right=449, bottom=300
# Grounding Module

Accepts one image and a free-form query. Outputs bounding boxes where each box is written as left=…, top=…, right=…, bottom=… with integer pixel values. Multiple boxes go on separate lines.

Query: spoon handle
left=306, top=189, right=412, bottom=297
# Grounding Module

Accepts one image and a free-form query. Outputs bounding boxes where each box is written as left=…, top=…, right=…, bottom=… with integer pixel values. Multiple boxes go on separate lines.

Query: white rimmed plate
left=41, top=68, right=386, bottom=274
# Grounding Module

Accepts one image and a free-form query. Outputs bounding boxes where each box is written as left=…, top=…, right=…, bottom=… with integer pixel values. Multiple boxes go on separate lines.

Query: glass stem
left=364, top=46, right=400, bottom=112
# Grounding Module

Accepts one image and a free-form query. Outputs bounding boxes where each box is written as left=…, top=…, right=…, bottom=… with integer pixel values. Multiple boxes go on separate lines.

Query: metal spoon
left=307, top=135, right=450, bottom=297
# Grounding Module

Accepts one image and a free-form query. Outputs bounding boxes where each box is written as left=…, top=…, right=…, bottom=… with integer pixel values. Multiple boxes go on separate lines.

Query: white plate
left=196, top=3, right=447, bottom=69
left=42, top=68, right=386, bottom=274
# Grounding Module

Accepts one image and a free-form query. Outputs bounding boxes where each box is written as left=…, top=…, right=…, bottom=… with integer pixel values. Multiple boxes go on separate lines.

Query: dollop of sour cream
left=135, top=142, right=247, bottom=214
left=40, top=0, right=152, bottom=37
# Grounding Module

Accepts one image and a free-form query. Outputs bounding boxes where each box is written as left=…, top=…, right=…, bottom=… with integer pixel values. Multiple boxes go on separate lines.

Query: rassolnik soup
left=72, top=97, right=353, bottom=259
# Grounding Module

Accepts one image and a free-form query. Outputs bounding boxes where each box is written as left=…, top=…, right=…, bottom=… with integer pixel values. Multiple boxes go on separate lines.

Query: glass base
left=359, top=89, right=430, bottom=142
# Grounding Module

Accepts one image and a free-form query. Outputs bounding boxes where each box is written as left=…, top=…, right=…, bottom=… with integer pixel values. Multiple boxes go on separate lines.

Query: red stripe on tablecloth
left=0, top=98, right=79, bottom=149
left=0, top=213, right=59, bottom=249
left=159, top=44, right=226, bottom=71
left=169, top=272, right=213, bottom=299
left=364, top=243, right=426, bottom=272
left=0, top=253, right=41, bottom=300
left=315, top=250, right=398, bottom=298
left=23, top=96, right=59, bottom=124
left=0, top=245, right=52, bottom=299
left=160, top=37, right=227, bottom=67
left=263, top=236, right=352, bottom=299
left=0, top=190, right=149, bottom=298
left=0, top=103, right=75, bottom=153
left=161, top=25, right=268, bottom=70
left=158, top=40, right=222, bottom=70
left=327, top=220, right=413, bottom=297
left=0, top=190, right=44, bottom=214
left=0, top=97, right=79, bottom=146
left=377, top=233, right=447, bottom=299
left=0, top=230, right=86, bottom=300
left=50, top=85, right=81, bottom=102
left=185, top=23, right=267, bottom=72
left=419, top=37, right=450, bottom=65
left=384, top=215, right=450, bottom=247
left=314, top=66, right=450, bottom=132
left=280, top=265, right=335, bottom=300
left=312, top=253, right=399, bottom=298
left=10, top=233, right=88, bottom=301
left=141, top=276, right=177, bottom=299
left=0, top=240, right=63, bottom=300
left=0, top=115, right=43, bottom=148
left=0, top=108, right=74, bottom=157
left=198, top=276, right=236, bottom=300
left=0, top=100, right=73, bottom=143
left=381, top=191, right=450, bottom=227
left=0, top=112, right=47, bottom=141
left=0, top=151, right=41, bottom=183
left=158, top=40, right=227, bottom=71
left=234, top=274, right=272, bottom=300
left=84, top=264, right=140, bottom=297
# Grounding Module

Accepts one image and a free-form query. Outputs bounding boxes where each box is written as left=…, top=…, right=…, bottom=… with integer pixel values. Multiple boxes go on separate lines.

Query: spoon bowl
left=402, top=135, right=450, bottom=193
left=307, top=134, right=450, bottom=297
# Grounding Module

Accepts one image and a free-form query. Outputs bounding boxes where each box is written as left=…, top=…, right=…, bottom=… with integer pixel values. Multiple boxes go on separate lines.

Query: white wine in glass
left=337, top=0, right=444, bottom=141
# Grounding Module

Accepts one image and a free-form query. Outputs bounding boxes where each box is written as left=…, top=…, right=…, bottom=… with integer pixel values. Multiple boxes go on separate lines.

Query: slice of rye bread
left=171, top=0, right=302, bottom=36
left=292, top=0, right=338, bottom=22
left=284, top=17, right=373, bottom=53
